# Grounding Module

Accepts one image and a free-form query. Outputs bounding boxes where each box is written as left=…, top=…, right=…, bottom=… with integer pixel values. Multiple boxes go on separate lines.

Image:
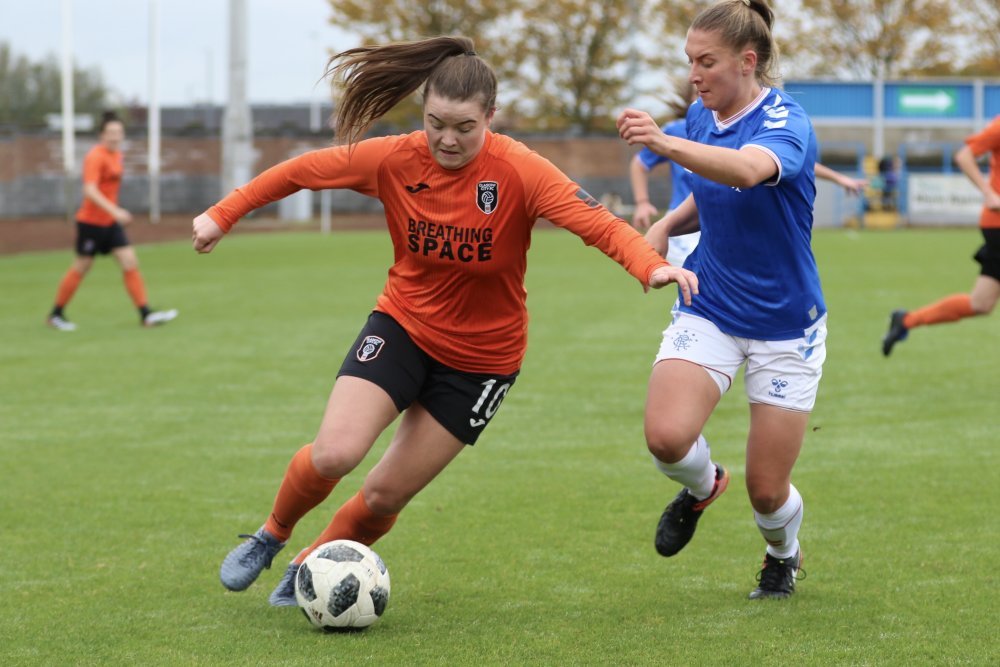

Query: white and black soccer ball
left=295, top=539, right=390, bottom=630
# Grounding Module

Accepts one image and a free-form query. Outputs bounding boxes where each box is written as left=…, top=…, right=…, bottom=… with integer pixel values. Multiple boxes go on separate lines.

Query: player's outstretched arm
left=629, top=155, right=659, bottom=230
left=192, top=213, right=225, bottom=254
left=814, top=162, right=867, bottom=195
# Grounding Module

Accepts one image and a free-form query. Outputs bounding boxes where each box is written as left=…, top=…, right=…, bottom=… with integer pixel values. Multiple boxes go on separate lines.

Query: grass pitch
left=1, top=226, right=997, bottom=665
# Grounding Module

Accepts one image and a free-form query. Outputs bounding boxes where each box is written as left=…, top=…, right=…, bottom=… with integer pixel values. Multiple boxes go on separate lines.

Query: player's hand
left=632, top=201, right=658, bottom=231
left=840, top=177, right=868, bottom=196
left=192, top=213, right=225, bottom=254
left=617, top=108, right=669, bottom=155
left=113, top=207, right=133, bottom=225
left=647, top=265, right=698, bottom=305
left=984, top=188, right=1000, bottom=212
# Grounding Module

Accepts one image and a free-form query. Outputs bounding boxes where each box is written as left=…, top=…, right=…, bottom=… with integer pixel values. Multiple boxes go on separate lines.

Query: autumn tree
left=951, top=0, right=1000, bottom=76
left=507, top=0, right=667, bottom=134
left=795, top=0, right=958, bottom=79
left=0, top=42, right=109, bottom=129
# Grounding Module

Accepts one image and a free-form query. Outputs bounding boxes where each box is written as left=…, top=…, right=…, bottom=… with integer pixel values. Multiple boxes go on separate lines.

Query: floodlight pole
left=60, top=0, right=75, bottom=225
left=148, top=0, right=161, bottom=224
left=222, top=0, right=253, bottom=195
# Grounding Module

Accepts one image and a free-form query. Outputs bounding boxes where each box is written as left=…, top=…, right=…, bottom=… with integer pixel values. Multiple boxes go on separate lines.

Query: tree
left=951, top=0, right=1000, bottom=76
left=514, top=0, right=668, bottom=134
left=795, top=0, right=958, bottom=79
left=0, top=42, right=109, bottom=129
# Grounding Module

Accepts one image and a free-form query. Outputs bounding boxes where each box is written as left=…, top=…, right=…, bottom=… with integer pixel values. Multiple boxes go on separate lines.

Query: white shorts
left=654, top=311, right=827, bottom=412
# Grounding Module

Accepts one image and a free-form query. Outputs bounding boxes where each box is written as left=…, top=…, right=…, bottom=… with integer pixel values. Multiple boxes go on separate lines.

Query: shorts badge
left=357, top=335, right=385, bottom=362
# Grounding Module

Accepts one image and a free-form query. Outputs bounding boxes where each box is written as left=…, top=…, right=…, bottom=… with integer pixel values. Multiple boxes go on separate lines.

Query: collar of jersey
left=712, top=87, right=771, bottom=130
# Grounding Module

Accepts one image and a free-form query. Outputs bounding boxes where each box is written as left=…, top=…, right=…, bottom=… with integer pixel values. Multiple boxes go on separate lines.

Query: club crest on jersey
left=356, top=335, right=385, bottom=362
left=476, top=181, right=498, bottom=214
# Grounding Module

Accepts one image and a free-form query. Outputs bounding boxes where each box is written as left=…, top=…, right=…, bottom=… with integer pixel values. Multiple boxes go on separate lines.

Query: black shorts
left=973, top=228, right=1000, bottom=281
left=75, top=221, right=130, bottom=256
left=337, top=312, right=518, bottom=445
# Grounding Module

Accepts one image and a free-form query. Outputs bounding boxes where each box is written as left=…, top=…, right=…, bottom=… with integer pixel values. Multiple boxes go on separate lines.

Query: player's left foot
left=143, top=308, right=178, bottom=327
left=748, top=550, right=804, bottom=600
left=882, top=309, right=908, bottom=356
left=268, top=562, right=301, bottom=607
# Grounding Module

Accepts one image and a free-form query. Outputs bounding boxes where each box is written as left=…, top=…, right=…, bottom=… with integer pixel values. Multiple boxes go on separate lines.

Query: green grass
left=1, top=227, right=997, bottom=666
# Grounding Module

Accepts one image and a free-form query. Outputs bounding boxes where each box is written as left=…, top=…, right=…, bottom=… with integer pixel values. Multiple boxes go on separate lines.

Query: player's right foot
left=882, top=309, right=909, bottom=356
left=220, top=526, right=286, bottom=591
left=654, top=464, right=729, bottom=557
left=47, top=315, right=77, bottom=332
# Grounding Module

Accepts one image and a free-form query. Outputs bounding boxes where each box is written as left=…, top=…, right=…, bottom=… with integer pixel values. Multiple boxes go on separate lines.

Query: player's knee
left=361, top=485, right=409, bottom=516
left=645, top=423, right=698, bottom=464
left=310, top=439, right=363, bottom=479
left=971, top=295, right=997, bottom=315
left=746, top=485, right=786, bottom=514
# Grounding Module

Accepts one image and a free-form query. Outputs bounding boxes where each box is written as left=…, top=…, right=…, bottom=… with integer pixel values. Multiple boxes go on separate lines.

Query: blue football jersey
left=680, top=87, right=825, bottom=340
left=637, top=118, right=693, bottom=210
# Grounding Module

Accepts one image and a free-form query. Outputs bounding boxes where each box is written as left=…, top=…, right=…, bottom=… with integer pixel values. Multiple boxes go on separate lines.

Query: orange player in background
left=194, top=36, right=697, bottom=608
left=882, top=115, right=1000, bottom=356
left=46, top=111, right=177, bottom=330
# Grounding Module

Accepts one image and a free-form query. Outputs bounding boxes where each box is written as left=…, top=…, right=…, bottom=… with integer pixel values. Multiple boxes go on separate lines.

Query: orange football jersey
left=964, top=115, right=1000, bottom=229
left=76, top=144, right=123, bottom=226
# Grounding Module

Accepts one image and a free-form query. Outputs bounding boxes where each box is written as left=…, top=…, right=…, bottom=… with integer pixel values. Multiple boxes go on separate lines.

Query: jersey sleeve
left=743, top=94, right=812, bottom=185
left=966, top=116, right=1000, bottom=156
left=519, top=151, right=669, bottom=284
left=637, top=145, right=668, bottom=171
left=206, top=136, right=398, bottom=231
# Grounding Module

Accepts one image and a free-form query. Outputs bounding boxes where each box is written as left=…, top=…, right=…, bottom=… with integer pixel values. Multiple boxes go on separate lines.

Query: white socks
left=653, top=434, right=717, bottom=500
left=754, top=484, right=803, bottom=559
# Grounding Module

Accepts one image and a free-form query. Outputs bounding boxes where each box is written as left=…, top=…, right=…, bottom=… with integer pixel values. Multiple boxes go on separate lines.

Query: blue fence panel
left=782, top=81, right=873, bottom=118
left=985, top=85, right=1000, bottom=118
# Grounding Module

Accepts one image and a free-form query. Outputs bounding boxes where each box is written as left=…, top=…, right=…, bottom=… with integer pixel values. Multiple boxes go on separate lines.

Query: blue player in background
left=618, top=0, right=825, bottom=599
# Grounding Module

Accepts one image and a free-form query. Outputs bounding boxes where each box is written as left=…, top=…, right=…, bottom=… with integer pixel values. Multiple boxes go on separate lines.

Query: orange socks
left=294, top=491, right=398, bottom=564
left=122, top=268, right=148, bottom=308
left=903, top=294, right=976, bottom=329
left=54, top=268, right=84, bottom=308
left=264, top=444, right=340, bottom=542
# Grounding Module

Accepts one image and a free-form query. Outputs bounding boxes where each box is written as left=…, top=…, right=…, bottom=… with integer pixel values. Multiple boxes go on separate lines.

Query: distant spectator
left=878, top=155, right=899, bottom=211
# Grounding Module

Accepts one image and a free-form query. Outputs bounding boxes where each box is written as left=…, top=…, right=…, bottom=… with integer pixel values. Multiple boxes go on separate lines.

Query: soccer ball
left=295, top=539, right=390, bottom=630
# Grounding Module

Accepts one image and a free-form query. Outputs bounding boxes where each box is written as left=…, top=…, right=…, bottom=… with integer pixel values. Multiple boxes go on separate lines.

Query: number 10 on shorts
left=469, top=379, right=510, bottom=428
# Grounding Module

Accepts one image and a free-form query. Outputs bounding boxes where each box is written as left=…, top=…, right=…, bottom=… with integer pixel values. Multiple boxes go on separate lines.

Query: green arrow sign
left=897, top=87, right=957, bottom=115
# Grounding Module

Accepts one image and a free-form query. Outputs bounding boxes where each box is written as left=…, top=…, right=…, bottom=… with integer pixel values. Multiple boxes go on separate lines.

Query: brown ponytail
left=326, top=36, right=498, bottom=146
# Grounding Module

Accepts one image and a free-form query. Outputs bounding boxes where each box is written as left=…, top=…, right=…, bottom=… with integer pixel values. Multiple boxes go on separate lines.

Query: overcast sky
left=0, top=0, right=360, bottom=106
